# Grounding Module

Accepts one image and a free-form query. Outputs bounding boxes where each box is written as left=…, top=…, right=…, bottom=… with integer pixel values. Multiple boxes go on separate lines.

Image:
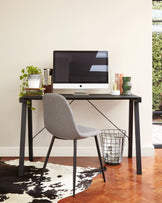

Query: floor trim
left=153, top=144, right=162, bottom=149
left=0, top=145, right=155, bottom=157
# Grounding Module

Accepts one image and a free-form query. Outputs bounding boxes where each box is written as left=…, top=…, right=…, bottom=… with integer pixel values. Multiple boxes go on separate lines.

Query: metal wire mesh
left=100, top=129, right=126, bottom=165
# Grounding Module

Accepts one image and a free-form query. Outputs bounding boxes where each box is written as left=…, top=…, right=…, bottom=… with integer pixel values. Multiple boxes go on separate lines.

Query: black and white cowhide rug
left=0, top=159, right=102, bottom=203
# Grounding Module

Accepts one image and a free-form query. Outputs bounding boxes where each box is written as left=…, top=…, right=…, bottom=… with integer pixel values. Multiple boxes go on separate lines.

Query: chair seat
left=77, top=125, right=101, bottom=138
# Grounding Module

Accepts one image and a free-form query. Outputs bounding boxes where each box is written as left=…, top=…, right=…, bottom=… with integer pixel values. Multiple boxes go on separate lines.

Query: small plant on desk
left=19, top=65, right=42, bottom=110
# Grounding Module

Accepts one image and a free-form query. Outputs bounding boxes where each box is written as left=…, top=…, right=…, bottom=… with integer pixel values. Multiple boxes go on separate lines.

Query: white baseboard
left=0, top=145, right=154, bottom=157
left=0, top=147, right=98, bottom=157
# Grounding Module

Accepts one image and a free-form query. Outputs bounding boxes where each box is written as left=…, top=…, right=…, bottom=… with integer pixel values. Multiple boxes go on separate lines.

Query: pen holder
left=43, top=85, right=53, bottom=93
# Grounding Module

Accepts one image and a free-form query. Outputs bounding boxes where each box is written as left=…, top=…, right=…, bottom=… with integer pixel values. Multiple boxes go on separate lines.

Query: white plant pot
left=28, top=74, right=41, bottom=88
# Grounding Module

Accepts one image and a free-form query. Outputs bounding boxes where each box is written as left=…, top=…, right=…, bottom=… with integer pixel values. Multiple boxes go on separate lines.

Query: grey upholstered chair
left=39, top=93, right=106, bottom=197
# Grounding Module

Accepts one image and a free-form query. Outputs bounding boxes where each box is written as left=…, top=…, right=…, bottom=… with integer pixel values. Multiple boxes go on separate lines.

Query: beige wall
left=0, top=0, right=153, bottom=156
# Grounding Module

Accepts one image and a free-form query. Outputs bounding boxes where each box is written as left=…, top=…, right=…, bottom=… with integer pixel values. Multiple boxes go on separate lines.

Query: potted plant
left=19, top=65, right=42, bottom=110
left=19, top=65, right=42, bottom=97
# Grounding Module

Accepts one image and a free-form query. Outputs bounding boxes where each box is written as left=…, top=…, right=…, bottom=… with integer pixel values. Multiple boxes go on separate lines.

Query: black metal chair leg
left=94, top=136, right=106, bottom=182
left=73, top=139, right=77, bottom=197
left=38, top=136, right=55, bottom=184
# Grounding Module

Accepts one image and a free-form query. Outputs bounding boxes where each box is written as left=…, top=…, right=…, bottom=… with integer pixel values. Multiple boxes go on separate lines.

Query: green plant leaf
left=152, top=33, right=162, bottom=111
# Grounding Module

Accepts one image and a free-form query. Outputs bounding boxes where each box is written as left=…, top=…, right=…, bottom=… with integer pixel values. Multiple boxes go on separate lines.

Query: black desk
left=19, top=94, right=142, bottom=176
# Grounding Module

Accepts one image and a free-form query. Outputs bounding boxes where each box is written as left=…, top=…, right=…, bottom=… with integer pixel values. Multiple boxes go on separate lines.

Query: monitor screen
left=53, top=50, right=109, bottom=90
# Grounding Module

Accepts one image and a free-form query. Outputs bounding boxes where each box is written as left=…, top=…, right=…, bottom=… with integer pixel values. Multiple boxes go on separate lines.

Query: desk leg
left=134, top=101, right=142, bottom=175
left=19, top=101, right=27, bottom=177
left=128, top=100, right=133, bottom=158
left=28, top=100, right=33, bottom=161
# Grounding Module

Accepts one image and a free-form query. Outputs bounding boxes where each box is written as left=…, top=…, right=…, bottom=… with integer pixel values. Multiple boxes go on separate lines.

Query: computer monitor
left=53, top=50, right=109, bottom=93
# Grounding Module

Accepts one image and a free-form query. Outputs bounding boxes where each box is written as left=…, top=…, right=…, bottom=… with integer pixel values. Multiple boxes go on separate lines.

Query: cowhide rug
left=0, top=159, right=102, bottom=203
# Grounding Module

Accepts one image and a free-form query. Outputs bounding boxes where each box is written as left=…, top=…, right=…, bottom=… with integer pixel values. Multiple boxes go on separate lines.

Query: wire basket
left=100, top=129, right=126, bottom=165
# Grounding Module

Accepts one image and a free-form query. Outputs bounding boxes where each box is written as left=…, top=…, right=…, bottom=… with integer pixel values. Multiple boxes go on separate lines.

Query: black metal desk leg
left=134, top=101, right=142, bottom=175
left=19, top=101, right=27, bottom=176
left=28, top=100, right=33, bottom=161
left=128, top=100, right=133, bottom=158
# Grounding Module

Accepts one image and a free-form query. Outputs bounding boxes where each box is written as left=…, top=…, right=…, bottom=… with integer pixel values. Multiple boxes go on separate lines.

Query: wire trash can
left=100, top=129, right=126, bottom=165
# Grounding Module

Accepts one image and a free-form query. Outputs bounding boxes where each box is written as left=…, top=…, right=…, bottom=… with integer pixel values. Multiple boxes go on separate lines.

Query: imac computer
left=53, top=50, right=109, bottom=94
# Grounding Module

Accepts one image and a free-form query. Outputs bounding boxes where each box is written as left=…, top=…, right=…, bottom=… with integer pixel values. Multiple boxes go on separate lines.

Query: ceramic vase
left=28, top=74, right=41, bottom=88
left=122, top=76, right=132, bottom=95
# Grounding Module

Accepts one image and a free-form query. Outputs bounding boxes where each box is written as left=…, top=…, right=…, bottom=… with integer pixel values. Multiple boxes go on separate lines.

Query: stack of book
left=25, top=88, right=45, bottom=96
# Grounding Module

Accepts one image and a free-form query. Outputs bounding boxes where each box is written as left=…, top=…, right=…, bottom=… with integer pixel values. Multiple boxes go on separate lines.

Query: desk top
left=20, top=94, right=142, bottom=103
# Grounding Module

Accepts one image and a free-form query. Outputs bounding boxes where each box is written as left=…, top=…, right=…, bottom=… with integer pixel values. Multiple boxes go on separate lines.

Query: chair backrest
left=43, top=93, right=80, bottom=140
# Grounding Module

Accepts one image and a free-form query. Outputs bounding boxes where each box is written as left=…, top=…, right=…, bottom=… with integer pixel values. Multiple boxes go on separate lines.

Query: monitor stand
left=73, top=89, right=89, bottom=95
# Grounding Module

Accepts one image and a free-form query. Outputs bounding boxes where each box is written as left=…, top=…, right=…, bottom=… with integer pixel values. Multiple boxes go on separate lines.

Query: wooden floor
left=2, top=149, right=162, bottom=203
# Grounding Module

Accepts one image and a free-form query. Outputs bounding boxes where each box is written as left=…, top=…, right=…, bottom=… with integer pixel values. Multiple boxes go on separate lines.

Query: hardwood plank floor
left=1, top=149, right=162, bottom=203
